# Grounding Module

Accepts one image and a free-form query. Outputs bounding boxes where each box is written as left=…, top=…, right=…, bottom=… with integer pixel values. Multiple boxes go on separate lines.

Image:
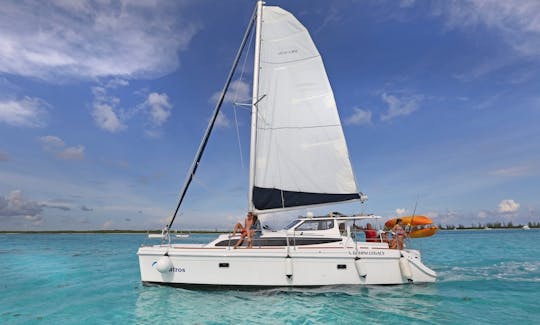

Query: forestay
left=252, top=6, right=362, bottom=211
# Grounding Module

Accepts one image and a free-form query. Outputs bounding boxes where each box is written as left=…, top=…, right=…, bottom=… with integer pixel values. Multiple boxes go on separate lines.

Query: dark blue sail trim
left=253, top=187, right=360, bottom=210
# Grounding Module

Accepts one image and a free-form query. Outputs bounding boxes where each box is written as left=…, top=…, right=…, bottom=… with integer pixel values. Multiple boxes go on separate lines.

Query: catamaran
left=137, top=1, right=436, bottom=287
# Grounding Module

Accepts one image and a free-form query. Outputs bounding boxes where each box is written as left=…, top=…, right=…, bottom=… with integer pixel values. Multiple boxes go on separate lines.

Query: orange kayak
left=385, top=216, right=438, bottom=238
left=409, top=226, right=438, bottom=238
left=385, top=216, right=433, bottom=228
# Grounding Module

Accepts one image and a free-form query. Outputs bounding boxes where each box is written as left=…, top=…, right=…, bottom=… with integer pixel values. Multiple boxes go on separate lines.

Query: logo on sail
left=277, top=49, right=298, bottom=55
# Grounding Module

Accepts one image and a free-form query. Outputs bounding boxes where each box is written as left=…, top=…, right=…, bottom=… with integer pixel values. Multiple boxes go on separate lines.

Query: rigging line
left=233, top=102, right=245, bottom=168
left=409, top=195, right=419, bottom=234
left=231, top=21, right=255, bottom=170
left=237, top=21, right=255, bottom=96
left=166, top=5, right=257, bottom=230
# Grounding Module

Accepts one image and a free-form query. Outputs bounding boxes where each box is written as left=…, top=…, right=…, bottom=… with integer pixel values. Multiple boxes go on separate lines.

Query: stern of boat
left=399, top=249, right=437, bottom=283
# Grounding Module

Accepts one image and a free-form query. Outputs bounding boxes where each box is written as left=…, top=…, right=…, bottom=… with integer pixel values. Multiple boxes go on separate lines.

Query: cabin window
left=284, top=219, right=301, bottom=230
left=296, top=220, right=334, bottom=231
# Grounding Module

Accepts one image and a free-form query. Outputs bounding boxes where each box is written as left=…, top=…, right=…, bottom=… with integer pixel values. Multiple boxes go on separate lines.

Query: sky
left=1, top=0, right=539, bottom=231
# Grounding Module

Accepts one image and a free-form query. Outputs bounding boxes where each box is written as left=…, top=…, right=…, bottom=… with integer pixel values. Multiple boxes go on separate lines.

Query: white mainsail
left=251, top=6, right=362, bottom=212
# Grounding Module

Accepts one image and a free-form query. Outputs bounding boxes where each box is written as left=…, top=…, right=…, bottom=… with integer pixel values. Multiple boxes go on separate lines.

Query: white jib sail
left=252, top=6, right=360, bottom=211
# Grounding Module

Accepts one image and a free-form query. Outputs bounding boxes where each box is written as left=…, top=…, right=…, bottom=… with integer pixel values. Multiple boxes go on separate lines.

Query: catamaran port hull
left=137, top=245, right=436, bottom=286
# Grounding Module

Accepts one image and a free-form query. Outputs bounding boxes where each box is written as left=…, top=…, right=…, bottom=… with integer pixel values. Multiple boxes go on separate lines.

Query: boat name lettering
left=169, top=267, right=185, bottom=273
left=359, top=251, right=385, bottom=256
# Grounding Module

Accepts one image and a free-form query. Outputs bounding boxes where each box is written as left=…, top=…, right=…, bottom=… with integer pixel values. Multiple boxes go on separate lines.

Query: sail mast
left=248, top=0, right=263, bottom=212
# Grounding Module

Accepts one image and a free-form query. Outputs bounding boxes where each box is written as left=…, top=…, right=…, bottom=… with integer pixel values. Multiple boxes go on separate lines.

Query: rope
left=231, top=23, right=256, bottom=170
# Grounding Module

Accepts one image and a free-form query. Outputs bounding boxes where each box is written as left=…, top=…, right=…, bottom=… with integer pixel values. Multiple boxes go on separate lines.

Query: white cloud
left=0, top=97, right=48, bottom=127
left=211, top=80, right=251, bottom=105
left=395, top=208, right=407, bottom=216
left=0, top=190, right=43, bottom=220
left=400, top=0, right=415, bottom=8
left=56, top=145, right=85, bottom=161
left=92, top=103, right=125, bottom=132
left=436, top=1, right=540, bottom=56
left=106, top=78, right=129, bottom=89
left=38, top=135, right=85, bottom=160
left=477, top=210, right=488, bottom=219
left=208, top=80, right=249, bottom=129
left=0, top=169, right=172, bottom=229
left=92, top=85, right=173, bottom=134
left=498, top=199, right=520, bottom=213
left=380, top=93, right=422, bottom=121
left=91, top=83, right=126, bottom=132
left=146, top=92, right=172, bottom=126
left=491, top=165, right=530, bottom=177
left=38, top=135, right=65, bottom=150
left=0, top=1, right=199, bottom=80
left=144, top=129, right=162, bottom=138
left=40, top=199, right=72, bottom=211
left=215, top=111, right=231, bottom=128
left=24, top=214, right=44, bottom=225
left=346, top=108, right=372, bottom=125
left=314, top=5, right=342, bottom=34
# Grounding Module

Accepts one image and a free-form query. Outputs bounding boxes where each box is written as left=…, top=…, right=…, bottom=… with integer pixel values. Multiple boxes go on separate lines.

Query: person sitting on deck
left=233, top=212, right=253, bottom=248
left=247, top=214, right=261, bottom=248
left=232, top=212, right=253, bottom=236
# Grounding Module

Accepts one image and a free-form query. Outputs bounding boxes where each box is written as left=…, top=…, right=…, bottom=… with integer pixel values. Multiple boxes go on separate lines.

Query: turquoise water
left=1, top=230, right=539, bottom=324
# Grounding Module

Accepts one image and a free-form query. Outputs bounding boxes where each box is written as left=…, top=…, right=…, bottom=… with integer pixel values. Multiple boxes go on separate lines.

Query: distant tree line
left=437, top=221, right=540, bottom=230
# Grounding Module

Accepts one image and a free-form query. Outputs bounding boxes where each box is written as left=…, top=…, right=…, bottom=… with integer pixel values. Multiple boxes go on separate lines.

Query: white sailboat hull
left=137, top=243, right=436, bottom=286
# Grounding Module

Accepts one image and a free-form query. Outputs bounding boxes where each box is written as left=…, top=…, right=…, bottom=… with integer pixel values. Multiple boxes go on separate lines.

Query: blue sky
left=1, top=0, right=539, bottom=230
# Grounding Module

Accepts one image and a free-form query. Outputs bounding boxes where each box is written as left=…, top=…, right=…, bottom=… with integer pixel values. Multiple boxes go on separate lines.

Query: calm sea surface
left=1, top=230, right=539, bottom=324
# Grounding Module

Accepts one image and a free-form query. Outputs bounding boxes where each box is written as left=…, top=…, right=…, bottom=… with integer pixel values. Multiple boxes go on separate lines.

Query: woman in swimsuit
left=391, top=218, right=406, bottom=250
left=233, top=212, right=253, bottom=248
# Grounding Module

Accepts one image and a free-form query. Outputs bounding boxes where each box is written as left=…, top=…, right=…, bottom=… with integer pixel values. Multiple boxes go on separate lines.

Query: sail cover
left=252, top=6, right=361, bottom=211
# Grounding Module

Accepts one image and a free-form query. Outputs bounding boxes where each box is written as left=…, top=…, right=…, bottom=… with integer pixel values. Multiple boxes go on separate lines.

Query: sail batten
left=251, top=6, right=361, bottom=212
